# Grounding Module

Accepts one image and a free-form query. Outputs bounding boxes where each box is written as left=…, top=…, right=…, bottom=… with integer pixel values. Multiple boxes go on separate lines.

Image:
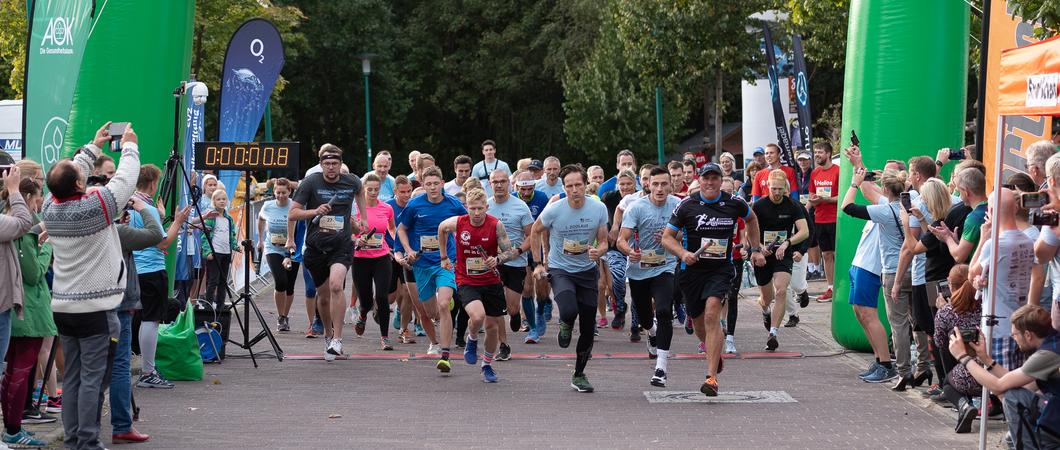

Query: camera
left=948, top=147, right=966, bottom=161
left=1031, top=211, right=1059, bottom=227
left=1021, top=192, right=1048, bottom=209
left=899, top=192, right=912, bottom=211
left=959, top=327, right=979, bottom=344
left=850, top=129, right=860, bottom=147
left=108, top=122, right=129, bottom=151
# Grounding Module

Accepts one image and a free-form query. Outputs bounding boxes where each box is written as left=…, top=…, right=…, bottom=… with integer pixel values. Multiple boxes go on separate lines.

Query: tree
left=1007, top=0, right=1060, bottom=38
left=0, top=1, right=26, bottom=99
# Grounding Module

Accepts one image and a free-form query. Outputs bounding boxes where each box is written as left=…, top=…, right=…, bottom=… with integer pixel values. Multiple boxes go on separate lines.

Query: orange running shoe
left=700, top=376, right=719, bottom=397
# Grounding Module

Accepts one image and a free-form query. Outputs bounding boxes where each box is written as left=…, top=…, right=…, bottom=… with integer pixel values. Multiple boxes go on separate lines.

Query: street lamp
left=356, top=53, right=377, bottom=164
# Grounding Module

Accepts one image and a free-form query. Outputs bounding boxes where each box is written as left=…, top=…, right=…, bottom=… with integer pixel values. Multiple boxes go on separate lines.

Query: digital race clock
left=194, top=142, right=300, bottom=171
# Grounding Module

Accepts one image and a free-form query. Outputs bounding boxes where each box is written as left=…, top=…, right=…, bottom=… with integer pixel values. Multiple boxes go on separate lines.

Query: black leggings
left=629, top=273, right=675, bottom=351
left=726, top=262, right=743, bottom=336
left=352, top=256, right=393, bottom=337
left=204, top=253, right=232, bottom=310
left=265, top=253, right=300, bottom=296
left=550, top=268, right=598, bottom=376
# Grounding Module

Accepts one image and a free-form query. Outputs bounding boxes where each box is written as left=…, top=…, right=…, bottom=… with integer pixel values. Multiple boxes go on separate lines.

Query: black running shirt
left=668, top=191, right=750, bottom=269
left=752, top=196, right=805, bottom=256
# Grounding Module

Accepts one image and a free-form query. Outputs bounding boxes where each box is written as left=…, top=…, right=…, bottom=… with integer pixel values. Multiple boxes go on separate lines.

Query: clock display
left=194, top=142, right=300, bottom=171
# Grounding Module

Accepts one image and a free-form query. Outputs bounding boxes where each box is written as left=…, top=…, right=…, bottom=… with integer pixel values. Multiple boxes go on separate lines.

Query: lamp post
left=357, top=53, right=377, bottom=164
left=655, top=86, right=664, bottom=164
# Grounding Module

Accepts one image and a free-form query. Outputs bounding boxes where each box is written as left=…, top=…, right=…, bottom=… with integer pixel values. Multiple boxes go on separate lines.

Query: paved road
left=108, top=275, right=1006, bottom=449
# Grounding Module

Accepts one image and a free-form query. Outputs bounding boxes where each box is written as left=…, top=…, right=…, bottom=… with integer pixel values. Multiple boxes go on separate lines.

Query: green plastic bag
left=156, top=303, right=204, bottom=381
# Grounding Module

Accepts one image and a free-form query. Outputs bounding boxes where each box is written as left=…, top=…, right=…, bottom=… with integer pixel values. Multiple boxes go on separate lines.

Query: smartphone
left=1031, top=211, right=1060, bottom=227
left=1021, top=192, right=1047, bottom=209
left=863, top=170, right=880, bottom=182
left=949, top=147, right=966, bottom=161
left=958, top=327, right=980, bottom=344
left=938, top=281, right=952, bottom=301
left=0, top=164, right=11, bottom=174
left=899, top=192, right=912, bottom=211
left=850, top=130, right=860, bottom=147
left=108, top=122, right=129, bottom=151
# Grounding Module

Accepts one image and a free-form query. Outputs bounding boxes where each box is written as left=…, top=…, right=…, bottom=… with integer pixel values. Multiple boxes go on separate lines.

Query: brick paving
left=102, top=276, right=1008, bottom=449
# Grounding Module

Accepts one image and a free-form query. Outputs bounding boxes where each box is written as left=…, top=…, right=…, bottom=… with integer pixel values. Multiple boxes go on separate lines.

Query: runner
left=487, top=170, right=536, bottom=347
left=609, top=165, right=655, bottom=337
left=438, top=189, right=524, bottom=382
left=750, top=144, right=798, bottom=201
left=752, top=170, right=810, bottom=351
left=531, top=165, right=609, bottom=393
left=600, top=169, right=639, bottom=336
left=257, top=178, right=298, bottom=332
left=719, top=177, right=746, bottom=354
left=387, top=176, right=421, bottom=345
left=617, top=166, right=682, bottom=386
left=397, top=166, right=468, bottom=373
left=662, top=163, right=764, bottom=396
left=515, top=170, right=552, bottom=335
left=288, top=144, right=369, bottom=361
left=351, top=173, right=398, bottom=350
left=808, top=142, right=840, bottom=301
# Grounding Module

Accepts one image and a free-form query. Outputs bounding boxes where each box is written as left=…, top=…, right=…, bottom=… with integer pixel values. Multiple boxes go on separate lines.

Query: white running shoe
left=724, top=336, right=737, bottom=354
left=327, top=338, right=343, bottom=357
left=344, top=308, right=356, bottom=325
left=324, top=337, right=336, bottom=362
left=427, top=343, right=441, bottom=355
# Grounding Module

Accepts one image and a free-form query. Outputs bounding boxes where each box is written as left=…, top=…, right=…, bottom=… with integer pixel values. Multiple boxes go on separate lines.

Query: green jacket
left=201, top=210, right=239, bottom=257
left=12, top=230, right=57, bottom=337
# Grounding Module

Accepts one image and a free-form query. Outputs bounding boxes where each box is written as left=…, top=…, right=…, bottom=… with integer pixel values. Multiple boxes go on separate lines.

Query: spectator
left=92, top=154, right=116, bottom=179
left=739, top=162, right=762, bottom=202
left=1, top=177, right=51, bottom=448
left=364, top=151, right=396, bottom=202
left=718, top=152, right=742, bottom=183
left=598, top=149, right=639, bottom=195
left=1023, top=140, right=1056, bottom=189
left=795, top=151, right=812, bottom=196
left=471, top=140, right=511, bottom=187
left=948, top=304, right=1059, bottom=448
left=445, top=155, right=473, bottom=196
left=750, top=146, right=766, bottom=168
left=536, top=157, right=563, bottom=197
left=931, top=268, right=987, bottom=433
left=931, top=167, right=988, bottom=264
left=41, top=122, right=139, bottom=450
left=1037, top=152, right=1060, bottom=331
left=201, top=189, right=240, bottom=312
left=751, top=144, right=798, bottom=202
left=0, top=166, right=31, bottom=371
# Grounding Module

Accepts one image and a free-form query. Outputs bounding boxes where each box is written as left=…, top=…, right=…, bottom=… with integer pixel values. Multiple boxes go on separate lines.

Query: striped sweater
left=41, top=142, right=140, bottom=313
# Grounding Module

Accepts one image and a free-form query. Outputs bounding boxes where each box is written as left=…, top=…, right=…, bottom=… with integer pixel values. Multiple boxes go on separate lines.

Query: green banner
left=22, top=0, right=95, bottom=176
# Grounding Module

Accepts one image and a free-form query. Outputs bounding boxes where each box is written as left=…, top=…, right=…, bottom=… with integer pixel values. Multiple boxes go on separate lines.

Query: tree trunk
left=714, top=68, right=723, bottom=162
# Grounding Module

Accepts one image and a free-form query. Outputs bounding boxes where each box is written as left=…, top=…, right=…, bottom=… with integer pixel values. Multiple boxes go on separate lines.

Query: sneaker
left=464, top=337, right=479, bottom=364
left=392, top=309, right=401, bottom=330
left=798, top=291, right=810, bottom=308
left=381, top=337, right=394, bottom=351
left=436, top=358, right=451, bottom=373
left=427, top=343, right=442, bottom=356
left=761, top=311, right=771, bottom=331
left=323, top=337, right=336, bottom=362
left=816, top=288, right=833, bottom=302
left=784, top=315, right=799, bottom=327
left=675, top=304, right=687, bottom=324
left=519, top=321, right=529, bottom=332
left=543, top=301, right=553, bottom=322
left=2, top=430, right=45, bottom=448
left=765, top=333, right=779, bottom=351
left=415, top=323, right=426, bottom=336
left=305, top=325, right=318, bottom=338
left=685, top=321, right=694, bottom=335
left=650, top=369, right=667, bottom=387
left=455, top=335, right=466, bottom=348
left=597, top=317, right=607, bottom=328
left=311, top=317, right=325, bottom=335
left=327, top=338, right=343, bottom=357
left=482, top=364, right=498, bottom=383
left=700, top=376, right=719, bottom=397
left=921, top=384, right=942, bottom=398
left=629, top=329, right=641, bottom=343
left=277, top=315, right=290, bottom=332
left=697, top=341, right=706, bottom=354
left=570, top=374, right=594, bottom=393
left=45, top=396, right=61, bottom=414
left=724, top=336, right=737, bottom=354
left=611, top=314, right=625, bottom=330
left=397, top=329, right=415, bottom=344
left=496, top=343, right=512, bottom=361
left=859, top=362, right=882, bottom=379
left=524, top=330, right=540, bottom=344
left=862, top=364, right=899, bottom=383
left=647, top=335, right=658, bottom=359
left=355, top=315, right=367, bottom=336
left=136, top=371, right=175, bottom=389
left=955, top=397, right=977, bottom=433
left=558, top=322, right=573, bottom=348
left=20, top=410, right=56, bottom=424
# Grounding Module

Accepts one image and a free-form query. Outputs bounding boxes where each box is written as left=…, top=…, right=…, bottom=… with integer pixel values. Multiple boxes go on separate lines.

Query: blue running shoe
left=3, top=429, right=46, bottom=448
left=311, top=317, right=325, bottom=335
left=675, top=303, right=687, bottom=325
left=862, top=364, right=899, bottom=383
left=464, top=337, right=478, bottom=364
left=858, top=362, right=881, bottom=379
left=535, top=311, right=547, bottom=336
left=415, top=323, right=426, bottom=337
left=482, top=364, right=498, bottom=383
left=392, top=307, right=401, bottom=330
left=542, top=301, right=553, bottom=322
left=524, top=329, right=540, bottom=344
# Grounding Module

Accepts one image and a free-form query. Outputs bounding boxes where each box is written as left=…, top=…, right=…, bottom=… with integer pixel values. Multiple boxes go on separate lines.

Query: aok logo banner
left=40, top=17, right=76, bottom=54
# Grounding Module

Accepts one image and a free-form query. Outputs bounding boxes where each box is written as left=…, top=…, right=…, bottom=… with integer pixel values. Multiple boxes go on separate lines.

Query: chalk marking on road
left=643, top=391, right=797, bottom=404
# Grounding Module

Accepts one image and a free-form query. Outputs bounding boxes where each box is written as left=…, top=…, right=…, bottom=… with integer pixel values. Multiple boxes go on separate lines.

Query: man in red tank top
left=438, top=189, right=522, bottom=382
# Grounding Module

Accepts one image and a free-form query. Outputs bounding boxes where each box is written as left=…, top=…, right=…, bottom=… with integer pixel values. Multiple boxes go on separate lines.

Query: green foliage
left=1007, top=0, right=1060, bottom=38
left=0, top=1, right=26, bottom=98
left=784, top=0, right=848, bottom=69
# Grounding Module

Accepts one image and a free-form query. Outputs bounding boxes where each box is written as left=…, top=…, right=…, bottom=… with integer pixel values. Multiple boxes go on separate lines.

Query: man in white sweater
left=41, top=122, right=140, bottom=450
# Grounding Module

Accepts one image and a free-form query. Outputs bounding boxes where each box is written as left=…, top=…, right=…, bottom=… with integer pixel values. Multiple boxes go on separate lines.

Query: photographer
left=1035, top=153, right=1060, bottom=332
left=949, top=305, right=1060, bottom=449
left=41, top=122, right=139, bottom=450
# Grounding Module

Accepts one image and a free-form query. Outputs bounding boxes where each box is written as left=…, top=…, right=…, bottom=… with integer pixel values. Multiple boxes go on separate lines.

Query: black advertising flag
left=792, top=34, right=813, bottom=154
left=762, top=25, right=795, bottom=170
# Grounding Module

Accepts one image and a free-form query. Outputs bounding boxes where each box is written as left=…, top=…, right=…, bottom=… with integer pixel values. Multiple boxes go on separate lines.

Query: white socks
left=656, top=350, right=669, bottom=371
left=769, top=326, right=778, bottom=336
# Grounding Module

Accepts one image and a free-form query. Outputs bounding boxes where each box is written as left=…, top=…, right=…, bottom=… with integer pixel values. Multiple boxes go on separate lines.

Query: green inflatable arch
left=832, top=0, right=969, bottom=351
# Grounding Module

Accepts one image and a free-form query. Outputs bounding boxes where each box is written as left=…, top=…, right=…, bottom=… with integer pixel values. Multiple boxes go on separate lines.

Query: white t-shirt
left=444, top=179, right=464, bottom=196
left=977, top=229, right=1035, bottom=337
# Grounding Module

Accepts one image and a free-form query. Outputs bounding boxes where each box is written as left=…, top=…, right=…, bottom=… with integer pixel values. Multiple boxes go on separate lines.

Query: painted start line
left=283, top=351, right=803, bottom=361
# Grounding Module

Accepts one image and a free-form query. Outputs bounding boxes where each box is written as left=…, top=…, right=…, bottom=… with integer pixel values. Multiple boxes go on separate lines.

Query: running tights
left=550, top=268, right=598, bottom=376
left=628, top=273, right=674, bottom=351
left=725, top=262, right=744, bottom=336
left=265, top=253, right=300, bottom=296
left=352, top=256, right=392, bottom=337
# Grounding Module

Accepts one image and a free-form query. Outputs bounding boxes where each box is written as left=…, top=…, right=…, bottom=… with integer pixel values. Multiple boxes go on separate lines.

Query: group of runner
left=255, top=140, right=837, bottom=395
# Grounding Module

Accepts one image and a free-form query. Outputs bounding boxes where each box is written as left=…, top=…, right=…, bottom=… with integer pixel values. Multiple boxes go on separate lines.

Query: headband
left=320, top=153, right=342, bottom=162
left=515, top=180, right=536, bottom=187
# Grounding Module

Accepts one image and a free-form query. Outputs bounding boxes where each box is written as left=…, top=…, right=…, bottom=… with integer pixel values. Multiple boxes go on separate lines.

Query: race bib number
left=270, top=233, right=288, bottom=246
left=696, top=238, right=728, bottom=260
left=319, top=215, right=344, bottom=232
left=763, top=230, right=788, bottom=246
left=420, top=235, right=440, bottom=252
left=816, top=186, right=832, bottom=198
left=562, top=239, right=589, bottom=256
left=362, top=233, right=384, bottom=250
left=466, top=257, right=489, bottom=276
left=640, top=249, right=666, bottom=268
left=800, top=195, right=809, bottom=206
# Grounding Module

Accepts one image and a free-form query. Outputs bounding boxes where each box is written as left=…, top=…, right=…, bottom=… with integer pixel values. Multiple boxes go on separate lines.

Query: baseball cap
left=797, top=151, right=810, bottom=160
left=698, top=163, right=723, bottom=177
left=528, top=159, right=543, bottom=170
left=752, top=147, right=765, bottom=155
